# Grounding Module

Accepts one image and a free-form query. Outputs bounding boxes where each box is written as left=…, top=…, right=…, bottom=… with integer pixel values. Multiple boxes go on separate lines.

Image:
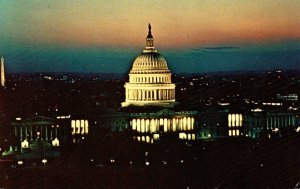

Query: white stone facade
left=122, top=24, right=176, bottom=107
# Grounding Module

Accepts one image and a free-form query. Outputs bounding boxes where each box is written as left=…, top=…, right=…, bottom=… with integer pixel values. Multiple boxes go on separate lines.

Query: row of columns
left=15, top=125, right=59, bottom=142
left=228, top=129, right=240, bottom=136
left=266, top=115, right=295, bottom=129
left=130, top=75, right=171, bottom=83
left=71, top=120, right=89, bottom=135
left=126, top=88, right=175, bottom=101
left=228, top=114, right=243, bottom=127
left=131, top=117, right=194, bottom=133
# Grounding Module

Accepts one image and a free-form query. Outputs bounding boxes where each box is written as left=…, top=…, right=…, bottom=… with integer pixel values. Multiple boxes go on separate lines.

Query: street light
left=42, top=159, right=47, bottom=165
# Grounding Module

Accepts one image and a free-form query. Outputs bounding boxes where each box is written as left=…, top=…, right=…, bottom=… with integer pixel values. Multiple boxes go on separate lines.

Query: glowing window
left=179, top=133, right=187, bottom=139
left=232, top=114, right=236, bottom=127
left=85, top=120, right=89, bottom=134
left=164, top=118, right=168, bottom=132
left=153, top=133, right=159, bottom=140
left=71, top=120, right=76, bottom=135
left=239, top=114, right=243, bottom=127
left=146, top=136, right=150, bottom=143
left=191, top=118, right=194, bottom=130
left=81, top=120, right=85, bottom=134
left=150, top=119, right=155, bottom=133
left=145, top=119, right=149, bottom=133
left=141, top=119, right=145, bottom=133
left=183, top=117, right=187, bottom=131
left=192, top=134, right=196, bottom=140
left=235, top=114, right=239, bottom=126
left=172, top=118, right=176, bottom=131
left=76, top=120, right=80, bottom=134
left=137, top=119, right=141, bottom=132
left=132, top=119, right=137, bottom=130
left=228, top=114, right=232, bottom=127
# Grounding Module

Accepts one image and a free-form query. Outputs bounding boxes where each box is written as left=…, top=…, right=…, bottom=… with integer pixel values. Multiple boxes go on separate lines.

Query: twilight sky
left=0, top=0, right=299, bottom=73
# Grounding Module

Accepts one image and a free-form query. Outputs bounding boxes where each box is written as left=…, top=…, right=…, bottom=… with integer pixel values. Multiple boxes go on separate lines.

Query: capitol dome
left=130, top=52, right=169, bottom=73
left=122, top=24, right=176, bottom=107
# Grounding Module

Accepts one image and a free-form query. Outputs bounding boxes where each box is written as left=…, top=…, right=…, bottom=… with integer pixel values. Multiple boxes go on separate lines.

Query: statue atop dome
left=147, top=23, right=153, bottom=38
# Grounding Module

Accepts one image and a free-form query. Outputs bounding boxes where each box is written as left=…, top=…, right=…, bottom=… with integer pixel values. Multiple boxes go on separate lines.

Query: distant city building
left=245, top=110, right=297, bottom=138
left=1, top=56, right=5, bottom=87
left=277, top=93, right=298, bottom=101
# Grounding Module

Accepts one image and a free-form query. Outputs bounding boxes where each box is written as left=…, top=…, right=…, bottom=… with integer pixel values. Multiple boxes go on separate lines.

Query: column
left=50, top=127, right=53, bottom=140
left=178, top=118, right=181, bottom=130
left=135, top=90, right=138, bottom=100
left=55, top=127, right=58, bottom=138
left=172, top=118, right=176, bottom=131
left=40, top=126, right=43, bottom=140
left=137, top=119, right=141, bottom=132
left=20, top=126, right=23, bottom=141
left=45, top=126, right=48, bottom=140
left=154, top=90, right=157, bottom=100
left=191, top=118, right=194, bottom=130
left=167, top=119, right=171, bottom=131
left=141, top=119, right=145, bottom=133
left=158, top=90, right=161, bottom=100
left=14, top=127, right=17, bottom=137
left=30, top=127, right=33, bottom=141
left=164, top=119, right=168, bottom=132
left=25, top=126, right=28, bottom=139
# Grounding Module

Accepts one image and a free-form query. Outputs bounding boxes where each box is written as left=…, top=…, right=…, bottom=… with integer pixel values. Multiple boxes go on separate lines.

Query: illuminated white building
left=1, top=56, right=5, bottom=87
left=122, top=24, right=176, bottom=107
left=118, top=24, right=195, bottom=142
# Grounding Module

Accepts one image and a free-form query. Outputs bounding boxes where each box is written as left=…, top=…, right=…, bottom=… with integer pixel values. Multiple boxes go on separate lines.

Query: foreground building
left=122, top=24, right=176, bottom=108
left=120, top=24, right=196, bottom=142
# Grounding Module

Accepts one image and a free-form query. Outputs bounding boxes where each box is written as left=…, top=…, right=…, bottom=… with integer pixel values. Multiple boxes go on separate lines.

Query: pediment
left=153, top=109, right=177, bottom=117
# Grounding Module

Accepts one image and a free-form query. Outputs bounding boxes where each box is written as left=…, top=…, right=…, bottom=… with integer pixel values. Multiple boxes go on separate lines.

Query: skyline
left=0, top=0, right=299, bottom=73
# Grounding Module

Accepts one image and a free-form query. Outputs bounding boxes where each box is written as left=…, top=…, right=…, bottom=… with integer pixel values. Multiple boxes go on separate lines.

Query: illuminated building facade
left=11, top=116, right=67, bottom=148
left=119, top=24, right=195, bottom=142
left=122, top=24, right=176, bottom=108
left=245, top=110, right=297, bottom=138
left=1, top=56, right=5, bottom=87
left=129, top=109, right=196, bottom=142
left=228, top=113, right=243, bottom=137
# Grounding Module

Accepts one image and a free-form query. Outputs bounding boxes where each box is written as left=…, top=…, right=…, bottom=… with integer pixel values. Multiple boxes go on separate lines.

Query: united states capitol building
left=2, top=24, right=298, bottom=157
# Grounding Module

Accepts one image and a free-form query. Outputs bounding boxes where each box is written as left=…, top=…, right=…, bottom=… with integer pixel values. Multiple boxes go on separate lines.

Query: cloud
left=190, top=46, right=239, bottom=51
left=203, top=46, right=239, bottom=50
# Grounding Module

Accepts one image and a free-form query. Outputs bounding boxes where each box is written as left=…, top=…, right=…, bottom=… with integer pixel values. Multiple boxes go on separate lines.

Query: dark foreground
left=1, top=136, right=300, bottom=189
